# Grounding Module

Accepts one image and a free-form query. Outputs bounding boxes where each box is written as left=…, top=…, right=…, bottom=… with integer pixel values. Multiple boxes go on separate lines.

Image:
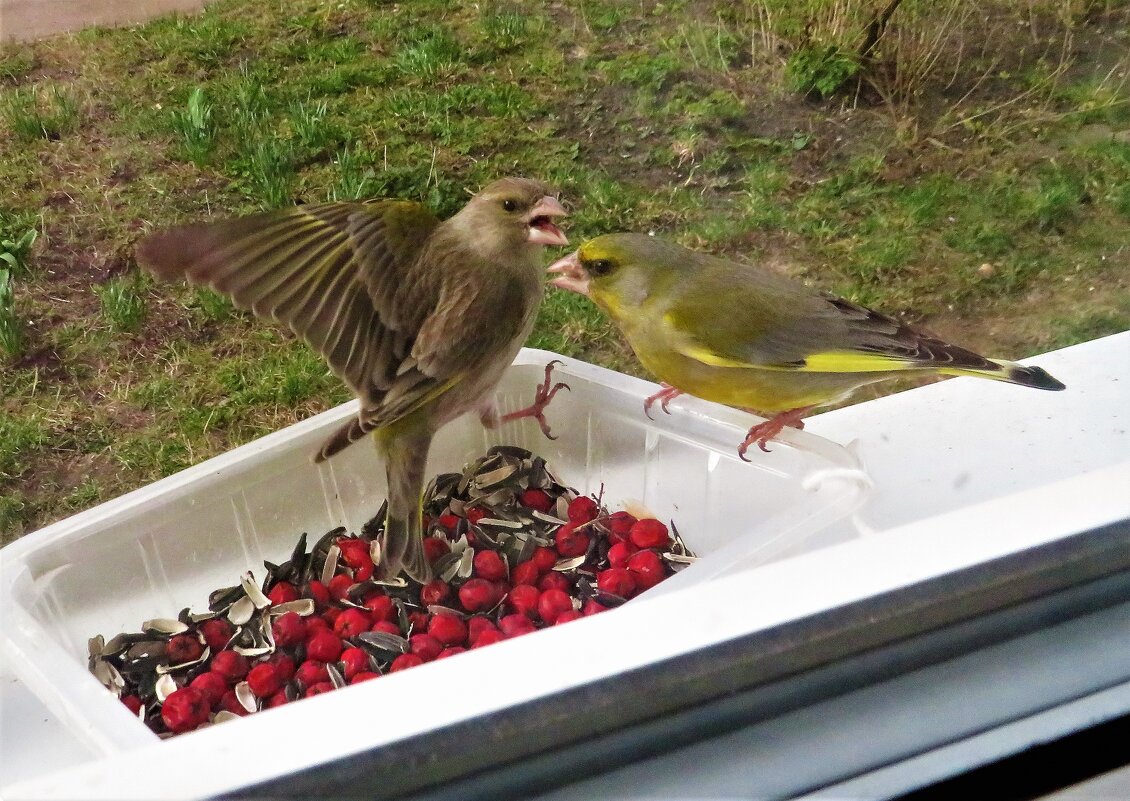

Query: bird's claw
left=736, top=407, right=811, bottom=462
left=643, top=383, right=683, bottom=421
left=498, top=360, right=570, bottom=440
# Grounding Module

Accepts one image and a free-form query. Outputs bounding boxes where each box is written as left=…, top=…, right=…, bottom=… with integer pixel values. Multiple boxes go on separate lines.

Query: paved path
left=0, top=0, right=206, bottom=42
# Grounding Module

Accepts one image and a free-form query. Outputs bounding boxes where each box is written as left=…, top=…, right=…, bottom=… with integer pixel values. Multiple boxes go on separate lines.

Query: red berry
left=437, top=512, right=460, bottom=532
left=436, top=647, right=466, bottom=659
left=199, top=618, right=234, bottom=651
left=423, top=537, right=450, bottom=563
left=506, top=584, right=540, bottom=617
left=333, top=608, right=373, bottom=639
left=627, top=549, right=666, bottom=590
left=420, top=579, right=451, bottom=606
left=350, top=671, right=380, bottom=684
left=390, top=653, right=424, bottom=672
left=531, top=546, right=559, bottom=574
left=166, top=634, right=203, bottom=665
left=336, top=537, right=372, bottom=569
left=162, top=687, right=209, bottom=733
left=264, top=690, right=290, bottom=708
left=189, top=671, right=228, bottom=708
left=304, top=681, right=335, bottom=698
left=472, top=629, right=506, bottom=648
left=466, top=507, right=487, bottom=524
left=307, top=631, right=344, bottom=662
left=219, top=689, right=250, bottom=716
left=555, top=610, right=583, bottom=624
left=328, top=574, right=353, bottom=601
left=210, top=650, right=250, bottom=683
left=510, top=561, right=541, bottom=586
left=354, top=561, right=374, bottom=582
left=458, top=578, right=496, bottom=613
left=370, top=620, right=401, bottom=635
left=606, top=511, right=638, bottom=544
left=267, top=581, right=300, bottom=605
left=597, top=567, right=637, bottom=598
left=321, top=607, right=342, bottom=627
left=554, top=524, right=590, bottom=558
left=306, top=580, right=331, bottom=607
left=537, top=571, right=571, bottom=594
left=362, top=593, right=396, bottom=623
left=629, top=518, right=670, bottom=549
left=428, top=613, right=468, bottom=646
left=499, top=614, right=537, bottom=638
left=538, top=589, right=574, bottom=624
left=120, top=694, right=143, bottom=715
left=265, top=652, right=296, bottom=683
left=567, top=495, right=600, bottom=524
left=246, top=663, right=283, bottom=697
left=407, top=611, right=430, bottom=632
left=607, top=541, right=638, bottom=569
left=519, top=488, right=554, bottom=512
left=582, top=599, right=609, bottom=616
left=409, top=633, right=443, bottom=662
left=473, top=550, right=508, bottom=581
left=467, top=616, right=498, bottom=641
left=339, top=647, right=370, bottom=679
left=271, top=611, right=306, bottom=648
left=295, top=660, right=329, bottom=687
left=304, top=616, right=331, bottom=640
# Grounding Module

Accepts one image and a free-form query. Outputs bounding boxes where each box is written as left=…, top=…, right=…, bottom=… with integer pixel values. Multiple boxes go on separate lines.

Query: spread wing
left=136, top=200, right=441, bottom=409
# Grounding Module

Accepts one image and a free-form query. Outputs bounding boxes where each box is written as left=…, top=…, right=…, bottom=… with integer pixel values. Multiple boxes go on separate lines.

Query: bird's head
left=456, top=177, right=569, bottom=257
left=547, top=233, right=676, bottom=313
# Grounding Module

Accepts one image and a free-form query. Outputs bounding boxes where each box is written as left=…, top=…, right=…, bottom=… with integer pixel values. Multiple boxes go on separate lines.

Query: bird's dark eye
left=587, top=258, right=614, bottom=277
left=502, top=198, right=518, bottom=212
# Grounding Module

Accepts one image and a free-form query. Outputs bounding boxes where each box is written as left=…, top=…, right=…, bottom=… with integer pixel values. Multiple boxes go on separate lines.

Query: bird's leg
left=737, top=406, right=814, bottom=461
left=643, top=383, right=683, bottom=420
left=495, top=360, right=570, bottom=440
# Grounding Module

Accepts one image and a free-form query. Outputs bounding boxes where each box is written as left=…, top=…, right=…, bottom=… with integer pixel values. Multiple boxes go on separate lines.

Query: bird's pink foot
left=498, top=360, right=570, bottom=440
left=737, top=406, right=813, bottom=461
left=644, top=383, right=683, bottom=420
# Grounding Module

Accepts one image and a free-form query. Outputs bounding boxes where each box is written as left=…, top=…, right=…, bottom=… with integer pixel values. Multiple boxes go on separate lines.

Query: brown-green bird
left=549, top=233, right=1065, bottom=458
left=137, top=177, right=568, bottom=581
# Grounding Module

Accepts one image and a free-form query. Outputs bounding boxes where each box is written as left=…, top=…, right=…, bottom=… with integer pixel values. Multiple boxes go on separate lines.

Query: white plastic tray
left=0, top=349, right=869, bottom=757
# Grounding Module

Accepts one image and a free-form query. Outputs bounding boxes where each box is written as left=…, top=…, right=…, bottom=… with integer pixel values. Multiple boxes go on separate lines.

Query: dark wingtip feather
left=1009, top=364, right=1066, bottom=391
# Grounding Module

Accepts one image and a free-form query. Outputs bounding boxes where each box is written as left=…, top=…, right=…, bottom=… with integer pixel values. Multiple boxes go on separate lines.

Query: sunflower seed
left=155, top=674, right=178, bottom=703
left=142, top=618, right=189, bottom=636
left=473, top=464, right=517, bottom=489
left=227, top=596, right=256, bottom=625
left=326, top=663, right=346, bottom=689
left=270, top=599, right=316, bottom=616
left=212, top=711, right=241, bottom=724
left=235, top=681, right=258, bottom=713
left=321, top=545, right=341, bottom=585
left=553, top=555, right=587, bottom=572
left=357, top=630, right=409, bottom=655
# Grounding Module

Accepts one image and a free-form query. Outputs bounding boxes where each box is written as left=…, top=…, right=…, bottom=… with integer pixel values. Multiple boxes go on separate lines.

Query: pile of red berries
left=90, top=447, right=694, bottom=737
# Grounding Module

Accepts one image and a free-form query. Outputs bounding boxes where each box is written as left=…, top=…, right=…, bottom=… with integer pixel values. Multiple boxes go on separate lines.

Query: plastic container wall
left=0, top=350, right=868, bottom=755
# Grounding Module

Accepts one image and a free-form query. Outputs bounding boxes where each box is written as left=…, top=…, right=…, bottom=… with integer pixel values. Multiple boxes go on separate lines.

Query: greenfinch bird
left=137, top=177, right=569, bottom=581
left=548, top=233, right=1064, bottom=458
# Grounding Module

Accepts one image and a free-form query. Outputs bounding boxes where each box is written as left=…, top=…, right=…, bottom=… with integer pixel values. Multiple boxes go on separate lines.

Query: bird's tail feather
left=375, top=422, right=433, bottom=583
left=940, top=359, right=1065, bottom=391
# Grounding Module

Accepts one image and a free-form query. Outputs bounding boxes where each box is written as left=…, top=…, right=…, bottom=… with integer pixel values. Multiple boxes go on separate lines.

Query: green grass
left=0, top=269, right=25, bottom=360
left=95, top=276, right=147, bottom=332
left=1, top=84, right=80, bottom=141
left=0, top=0, right=1127, bottom=538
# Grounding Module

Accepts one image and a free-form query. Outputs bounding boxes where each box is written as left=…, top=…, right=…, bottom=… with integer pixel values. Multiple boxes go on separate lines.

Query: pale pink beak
left=526, top=196, right=569, bottom=247
left=547, top=250, right=590, bottom=296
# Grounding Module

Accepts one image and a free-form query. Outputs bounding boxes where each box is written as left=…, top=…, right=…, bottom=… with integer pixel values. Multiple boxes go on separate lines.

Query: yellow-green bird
left=137, top=177, right=569, bottom=581
left=548, top=233, right=1064, bottom=459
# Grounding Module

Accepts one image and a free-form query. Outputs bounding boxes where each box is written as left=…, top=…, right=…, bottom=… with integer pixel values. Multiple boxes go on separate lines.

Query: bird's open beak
left=547, top=250, right=590, bottom=296
left=526, top=196, right=569, bottom=247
